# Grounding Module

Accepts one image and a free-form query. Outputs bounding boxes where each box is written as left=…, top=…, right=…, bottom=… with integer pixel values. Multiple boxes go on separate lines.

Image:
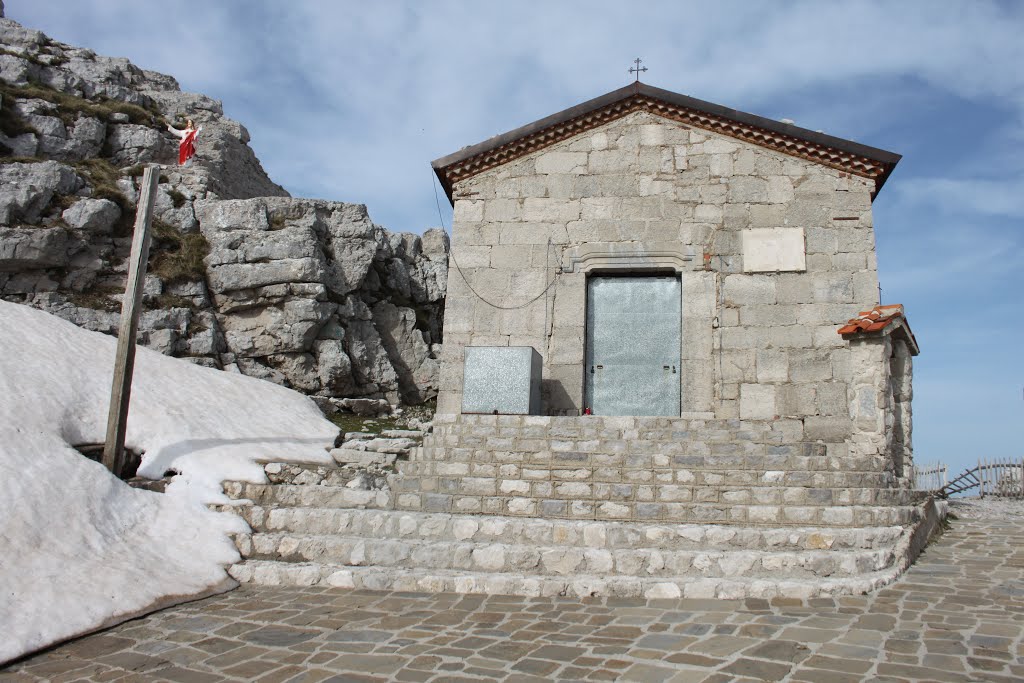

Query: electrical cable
left=431, top=168, right=560, bottom=310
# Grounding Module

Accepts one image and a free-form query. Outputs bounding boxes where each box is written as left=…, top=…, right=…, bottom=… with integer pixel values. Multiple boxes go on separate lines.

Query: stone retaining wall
left=379, top=414, right=921, bottom=525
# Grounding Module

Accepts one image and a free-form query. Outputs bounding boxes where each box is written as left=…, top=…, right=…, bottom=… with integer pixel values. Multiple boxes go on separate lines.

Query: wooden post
left=102, top=165, right=160, bottom=476
left=982, top=457, right=987, bottom=498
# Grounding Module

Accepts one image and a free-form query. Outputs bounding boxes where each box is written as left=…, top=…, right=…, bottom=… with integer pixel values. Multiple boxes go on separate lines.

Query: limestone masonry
left=431, top=82, right=917, bottom=480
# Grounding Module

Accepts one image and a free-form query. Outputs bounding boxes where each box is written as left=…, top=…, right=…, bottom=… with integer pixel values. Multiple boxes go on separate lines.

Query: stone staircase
left=220, top=414, right=943, bottom=599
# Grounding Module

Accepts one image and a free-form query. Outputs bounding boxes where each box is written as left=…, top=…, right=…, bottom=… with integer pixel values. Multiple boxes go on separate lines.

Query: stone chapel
left=429, top=82, right=919, bottom=484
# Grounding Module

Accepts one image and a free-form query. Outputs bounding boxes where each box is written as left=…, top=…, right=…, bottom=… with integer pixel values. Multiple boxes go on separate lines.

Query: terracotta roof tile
left=838, top=304, right=919, bottom=354
left=432, top=83, right=901, bottom=203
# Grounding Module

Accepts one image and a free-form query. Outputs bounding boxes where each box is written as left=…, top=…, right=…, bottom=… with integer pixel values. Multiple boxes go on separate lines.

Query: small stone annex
left=226, top=83, right=943, bottom=599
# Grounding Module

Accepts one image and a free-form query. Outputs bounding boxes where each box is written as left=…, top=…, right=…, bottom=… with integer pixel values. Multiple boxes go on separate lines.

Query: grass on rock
left=328, top=399, right=436, bottom=434
left=150, top=219, right=209, bottom=285
left=0, top=80, right=164, bottom=128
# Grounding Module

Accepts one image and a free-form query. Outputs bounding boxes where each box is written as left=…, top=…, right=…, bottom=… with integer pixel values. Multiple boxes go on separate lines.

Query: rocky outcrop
left=0, top=15, right=448, bottom=405
left=194, top=197, right=447, bottom=402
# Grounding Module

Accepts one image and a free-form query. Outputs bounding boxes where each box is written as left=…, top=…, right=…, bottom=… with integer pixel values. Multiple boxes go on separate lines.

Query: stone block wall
left=439, top=110, right=887, bottom=456
left=397, top=413, right=921, bottom=525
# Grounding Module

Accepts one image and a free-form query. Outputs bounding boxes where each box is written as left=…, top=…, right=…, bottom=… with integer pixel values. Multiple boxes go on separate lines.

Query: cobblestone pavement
left=3, top=500, right=1023, bottom=682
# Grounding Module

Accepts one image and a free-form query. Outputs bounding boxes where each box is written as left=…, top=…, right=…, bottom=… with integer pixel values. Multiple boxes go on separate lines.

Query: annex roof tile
left=838, top=304, right=919, bottom=355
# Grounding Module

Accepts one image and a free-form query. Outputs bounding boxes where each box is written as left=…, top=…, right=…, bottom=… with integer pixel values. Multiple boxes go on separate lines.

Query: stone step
left=430, top=414, right=788, bottom=443
left=236, top=531, right=898, bottom=580
left=236, top=506, right=905, bottom=551
left=227, top=560, right=903, bottom=600
left=329, top=449, right=398, bottom=466
left=421, top=440, right=825, bottom=457
left=225, top=482, right=393, bottom=510
left=426, top=419, right=858, bottom=454
left=223, top=481, right=920, bottom=526
left=425, top=440, right=835, bottom=455
left=401, top=459, right=896, bottom=488
left=416, top=447, right=889, bottom=474
left=391, top=491, right=921, bottom=526
left=391, top=477, right=921, bottom=508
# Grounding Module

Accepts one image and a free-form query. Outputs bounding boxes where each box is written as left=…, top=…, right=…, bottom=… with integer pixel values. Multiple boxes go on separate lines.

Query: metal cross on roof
left=629, top=57, right=648, bottom=82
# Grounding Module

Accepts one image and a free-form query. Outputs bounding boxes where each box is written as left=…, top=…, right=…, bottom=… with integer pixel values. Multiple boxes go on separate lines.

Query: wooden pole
left=982, top=457, right=987, bottom=498
left=978, top=457, right=983, bottom=498
left=102, top=165, right=159, bottom=476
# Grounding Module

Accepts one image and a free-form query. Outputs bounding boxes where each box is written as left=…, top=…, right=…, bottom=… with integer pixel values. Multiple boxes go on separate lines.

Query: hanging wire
left=431, top=168, right=561, bottom=310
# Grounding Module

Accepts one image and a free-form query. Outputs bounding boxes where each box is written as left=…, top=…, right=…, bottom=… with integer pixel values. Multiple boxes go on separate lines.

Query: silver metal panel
left=462, top=346, right=542, bottom=415
left=585, top=276, right=681, bottom=416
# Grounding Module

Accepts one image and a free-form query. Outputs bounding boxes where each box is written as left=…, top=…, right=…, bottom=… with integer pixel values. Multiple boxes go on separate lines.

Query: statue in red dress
left=167, top=118, right=201, bottom=166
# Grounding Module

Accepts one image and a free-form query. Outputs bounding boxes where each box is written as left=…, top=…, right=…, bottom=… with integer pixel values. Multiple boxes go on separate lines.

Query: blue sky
left=9, top=0, right=1023, bottom=477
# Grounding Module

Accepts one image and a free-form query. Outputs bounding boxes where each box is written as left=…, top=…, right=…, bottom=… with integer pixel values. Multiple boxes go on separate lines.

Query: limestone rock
left=333, top=398, right=390, bottom=417
left=164, top=280, right=211, bottom=308
left=62, top=198, right=120, bottom=233
left=0, top=161, right=81, bottom=225
left=40, top=299, right=119, bottom=334
left=153, top=186, right=198, bottom=233
left=372, top=301, right=439, bottom=403
left=0, top=130, right=38, bottom=157
left=645, top=582, right=682, bottom=599
left=361, top=438, right=417, bottom=454
left=329, top=449, right=396, bottom=467
left=343, top=299, right=400, bottom=402
left=106, top=124, right=167, bottom=165
left=28, top=111, right=106, bottom=161
left=219, top=299, right=333, bottom=357
left=0, top=226, right=74, bottom=272
left=145, top=90, right=287, bottom=199
left=414, top=228, right=449, bottom=302
left=262, top=352, right=320, bottom=392
left=194, top=198, right=270, bottom=232
left=313, top=339, right=356, bottom=396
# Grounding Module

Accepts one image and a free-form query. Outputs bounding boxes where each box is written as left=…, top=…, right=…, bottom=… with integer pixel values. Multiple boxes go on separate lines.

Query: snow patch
left=0, top=301, right=339, bottom=663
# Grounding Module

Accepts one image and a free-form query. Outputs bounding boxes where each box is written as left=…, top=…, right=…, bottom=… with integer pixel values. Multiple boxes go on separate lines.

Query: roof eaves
left=431, top=82, right=901, bottom=204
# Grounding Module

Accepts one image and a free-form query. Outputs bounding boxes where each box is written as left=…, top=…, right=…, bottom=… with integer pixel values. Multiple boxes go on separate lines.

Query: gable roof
left=432, top=82, right=901, bottom=205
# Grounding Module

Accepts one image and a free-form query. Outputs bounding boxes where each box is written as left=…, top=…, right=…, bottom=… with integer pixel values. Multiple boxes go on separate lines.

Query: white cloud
left=895, top=177, right=1024, bottom=218
left=877, top=213, right=1023, bottom=298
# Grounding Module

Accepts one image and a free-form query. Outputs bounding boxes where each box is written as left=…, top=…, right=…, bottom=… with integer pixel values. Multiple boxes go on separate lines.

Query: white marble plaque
left=742, top=228, right=806, bottom=272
